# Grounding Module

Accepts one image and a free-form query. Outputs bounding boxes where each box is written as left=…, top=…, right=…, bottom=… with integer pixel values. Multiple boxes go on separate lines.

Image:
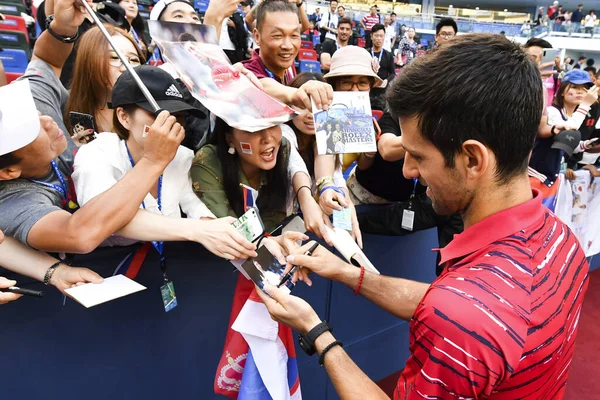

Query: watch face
left=298, top=335, right=316, bottom=356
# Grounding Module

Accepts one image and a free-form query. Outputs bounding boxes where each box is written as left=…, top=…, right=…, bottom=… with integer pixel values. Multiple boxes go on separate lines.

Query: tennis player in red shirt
left=258, top=33, right=589, bottom=400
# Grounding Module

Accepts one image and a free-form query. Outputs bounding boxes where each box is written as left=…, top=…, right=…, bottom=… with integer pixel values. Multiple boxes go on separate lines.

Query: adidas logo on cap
left=165, top=84, right=183, bottom=99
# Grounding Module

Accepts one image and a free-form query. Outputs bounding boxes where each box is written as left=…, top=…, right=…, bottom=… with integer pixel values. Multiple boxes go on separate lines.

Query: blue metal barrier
left=0, top=226, right=440, bottom=400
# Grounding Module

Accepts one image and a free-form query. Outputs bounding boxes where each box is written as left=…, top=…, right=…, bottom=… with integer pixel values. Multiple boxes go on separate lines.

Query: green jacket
left=190, top=143, right=290, bottom=232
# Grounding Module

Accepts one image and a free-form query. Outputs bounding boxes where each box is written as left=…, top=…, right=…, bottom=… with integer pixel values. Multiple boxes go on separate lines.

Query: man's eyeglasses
left=339, top=80, right=371, bottom=91
left=438, top=32, right=455, bottom=38
left=109, top=55, right=142, bottom=68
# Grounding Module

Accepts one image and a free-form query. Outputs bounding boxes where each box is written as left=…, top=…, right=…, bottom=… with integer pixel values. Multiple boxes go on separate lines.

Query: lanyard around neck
left=30, top=160, right=69, bottom=199
left=125, top=142, right=163, bottom=214
left=371, top=49, right=384, bottom=63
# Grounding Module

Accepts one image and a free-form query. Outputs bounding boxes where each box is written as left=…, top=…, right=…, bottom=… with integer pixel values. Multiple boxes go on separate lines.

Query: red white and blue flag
left=214, top=276, right=301, bottom=400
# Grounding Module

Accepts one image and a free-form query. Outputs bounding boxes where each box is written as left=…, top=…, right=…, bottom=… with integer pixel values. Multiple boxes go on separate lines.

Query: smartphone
left=232, top=207, right=265, bottom=243
left=541, top=49, right=560, bottom=72
left=69, top=112, right=97, bottom=145
left=282, top=215, right=306, bottom=234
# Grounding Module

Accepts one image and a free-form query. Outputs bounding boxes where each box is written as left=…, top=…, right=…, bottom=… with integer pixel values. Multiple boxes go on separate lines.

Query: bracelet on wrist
left=318, top=185, right=345, bottom=198
left=296, top=185, right=312, bottom=199
left=353, top=265, right=365, bottom=295
left=43, top=261, right=63, bottom=286
left=318, top=340, right=343, bottom=366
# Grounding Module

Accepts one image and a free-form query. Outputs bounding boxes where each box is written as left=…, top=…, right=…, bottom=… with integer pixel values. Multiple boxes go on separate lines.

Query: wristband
left=319, top=185, right=345, bottom=198
left=316, top=176, right=334, bottom=192
left=318, top=340, right=343, bottom=366
left=353, top=265, right=365, bottom=295
left=551, top=125, right=558, bottom=136
left=296, top=185, right=311, bottom=199
left=45, top=15, right=80, bottom=44
left=43, top=261, right=63, bottom=285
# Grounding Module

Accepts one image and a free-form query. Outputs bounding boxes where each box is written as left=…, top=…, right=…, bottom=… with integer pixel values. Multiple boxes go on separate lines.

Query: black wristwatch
left=298, top=321, right=332, bottom=356
left=46, top=15, right=80, bottom=43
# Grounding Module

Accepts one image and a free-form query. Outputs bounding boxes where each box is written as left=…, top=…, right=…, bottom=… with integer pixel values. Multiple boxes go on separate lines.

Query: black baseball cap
left=109, top=65, right=206, bottom=119
left=551, top=129, right=581, bottom=157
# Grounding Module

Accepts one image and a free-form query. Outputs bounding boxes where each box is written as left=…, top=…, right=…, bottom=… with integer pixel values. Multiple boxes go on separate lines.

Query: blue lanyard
left=125, top=143, right=164, bottom=257
left=31, top=160, right=69, bottom=199
left=264, top=67, right=288, bottom=85
left=371, top=49, right=384, bottom=64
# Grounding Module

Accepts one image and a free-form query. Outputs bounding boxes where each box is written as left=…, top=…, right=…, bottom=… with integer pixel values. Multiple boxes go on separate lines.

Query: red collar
left=438, top=189, right=544, bottom=266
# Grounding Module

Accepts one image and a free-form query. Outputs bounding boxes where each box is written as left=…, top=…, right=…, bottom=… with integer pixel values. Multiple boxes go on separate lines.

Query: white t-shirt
left=72, top=132, right=216, bottom=220
left=282, top=124, right=346, bottom=191
left=585, top=14, right=596, bottom=28
left=319, top=11, right=339, bottom=41
left=384, top=25, right=396, bottom=52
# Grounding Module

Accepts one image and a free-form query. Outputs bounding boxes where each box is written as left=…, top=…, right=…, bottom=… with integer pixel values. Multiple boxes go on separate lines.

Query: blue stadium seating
left=0, top=48, right=28, bottom=73
left=299, top=60, right=320, bottom=73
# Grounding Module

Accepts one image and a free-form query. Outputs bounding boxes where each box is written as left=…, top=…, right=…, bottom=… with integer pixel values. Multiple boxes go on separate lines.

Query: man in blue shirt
left=571, top=4, right=584, bottom=34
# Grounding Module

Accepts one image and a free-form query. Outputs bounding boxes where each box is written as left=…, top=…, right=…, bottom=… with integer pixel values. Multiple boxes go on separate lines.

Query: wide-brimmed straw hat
left=323, top=46, right=384, bottom=88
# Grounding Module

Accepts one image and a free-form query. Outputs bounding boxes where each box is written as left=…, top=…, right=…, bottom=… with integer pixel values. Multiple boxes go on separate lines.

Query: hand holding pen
left=278, top=242, right=320, bottom=288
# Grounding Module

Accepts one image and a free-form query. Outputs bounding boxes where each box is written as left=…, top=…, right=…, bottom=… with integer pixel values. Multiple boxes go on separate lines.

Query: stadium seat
left=194, top=0, right=209, bottom=12
left=0, top=15, right=29, bottom=43
left=298, top=48, right=317, bottom=61
left=0, top=48, right=28, bottom=73
left=358, top=37, right=366, bottom=47
left=312, top=35, right=320, bottom=47
left=4, top=71, right=22, bottom=83
left=0, top=30, right=31, bottom=59
left=299, top=60, right=320, bottom=73
left=300, top=40, right=313, bottom=49
left=0, top=2, right=26, bottom=16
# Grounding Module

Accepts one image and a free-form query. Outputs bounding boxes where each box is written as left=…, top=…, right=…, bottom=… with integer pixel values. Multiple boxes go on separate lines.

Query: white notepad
left=65, top=274, right=146, bottom=308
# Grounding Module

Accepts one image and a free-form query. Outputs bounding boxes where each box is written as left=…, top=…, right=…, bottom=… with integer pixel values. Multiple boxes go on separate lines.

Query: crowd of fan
left=0, top=0, right=595, bottom=398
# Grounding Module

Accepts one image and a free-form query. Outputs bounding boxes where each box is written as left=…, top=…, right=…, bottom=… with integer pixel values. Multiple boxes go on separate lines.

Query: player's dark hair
left=387, top=34, right=543, bottom=184
left=256, top=0, right=299, bottom=31
left=524, top=37, right=553, bottom=49
left=435, top=17, right=457, bottom=34
left=210, top=117, right=290, bottom=218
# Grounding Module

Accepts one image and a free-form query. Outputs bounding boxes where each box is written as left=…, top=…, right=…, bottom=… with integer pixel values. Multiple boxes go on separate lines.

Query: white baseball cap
left=150, top=0, right=193, bottom=21
left=0, top=79, right=40, bottom=156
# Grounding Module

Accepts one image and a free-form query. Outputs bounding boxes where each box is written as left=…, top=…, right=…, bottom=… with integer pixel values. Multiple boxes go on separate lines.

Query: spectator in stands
left=523, top=38, right=558, bottom=106
left=190, top=117, right=333, bottom=241
left=243, top=0, right=334, bottom=114
left=71, top=66, right=220, bottom=247
left=395, top=26, right=418, bottom=68
left=320, top=17, right=352, bottom=72
left=536, top=7, right=544, bottom=27
left=259, top=34, right=589, bottom=400
left=390, top=12, right=398, bottom=33
left=530, top=70, right=599, bottom=181
left=574, top=55, right=586, bottom=69
left=220, top=10, right=250, bottom=64
left=434, top=17, right=457, bottom=46
left=584, top=10, right=596, bottom=36
left=360, top=6, right=379, bottom=49
left=571, top=4, right=584, bottom=34
left=337, top=5, right=345, bottom=19
left=547, top=0, right=558, bottom=26
left=66, top=25, right=145, bottom=136
left=311, top=7, right=322, bottom=24
left=117, top=0, right=147, bottom=53
left=382, top=16, right=395, bottom=52
left=285, top=73, right=362, bottom=244
left=302, top=20, right=320, bottom=42
left=148, top=0, right=240, bottom=63
left=318, top=0, right=339, bottom=44
left=0, top=0, right=256, bottom=260
left=368, top=24, right=395, bottom=110
left=584, top=66, right=597, bottom=81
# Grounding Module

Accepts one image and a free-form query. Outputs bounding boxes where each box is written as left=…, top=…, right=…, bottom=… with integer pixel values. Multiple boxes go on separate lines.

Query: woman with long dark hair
left=285, top=72, right=362, bottom=245
left=190, top=117, right=332, bottom=239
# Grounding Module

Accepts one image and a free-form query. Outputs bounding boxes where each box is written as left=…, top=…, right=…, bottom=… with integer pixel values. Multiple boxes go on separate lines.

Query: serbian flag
left=529, top=167, right=560, bottom=212
left=214, top=275, right=302, bottom=399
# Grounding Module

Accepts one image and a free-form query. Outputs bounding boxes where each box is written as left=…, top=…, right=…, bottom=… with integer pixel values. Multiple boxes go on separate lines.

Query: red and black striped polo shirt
left=395, top=190, right=589, bottom=399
